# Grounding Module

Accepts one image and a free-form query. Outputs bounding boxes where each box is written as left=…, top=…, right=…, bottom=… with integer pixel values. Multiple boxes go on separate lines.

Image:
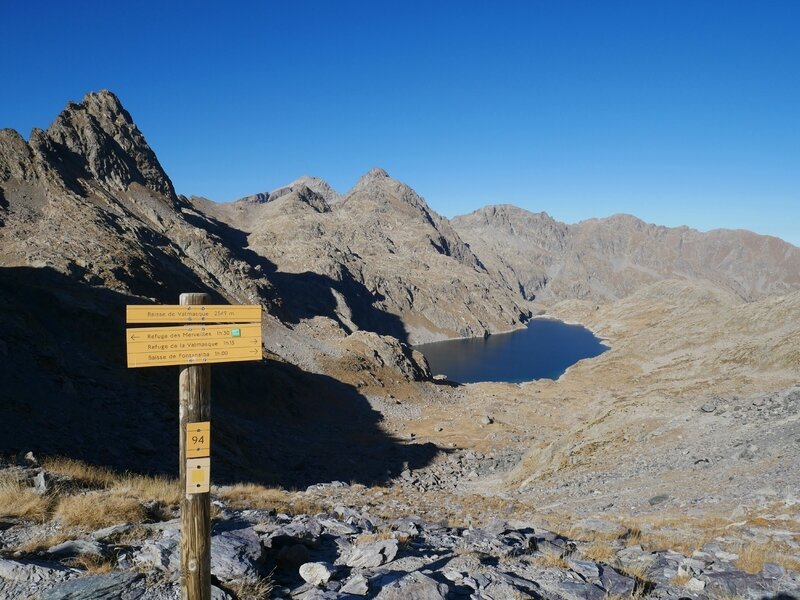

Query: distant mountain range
left=2, top=88, right=799, bottom=480
left=2, top=90, right=798, bottom=345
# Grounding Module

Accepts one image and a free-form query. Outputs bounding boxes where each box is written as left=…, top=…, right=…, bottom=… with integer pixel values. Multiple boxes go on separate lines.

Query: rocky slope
left=2, top=458, right=797, bottom=600
left=189, top=169, right=532, bottom=343
left=0, top=91, right=438, bottom=484
left=2, top=90, right=799, bottom=599
left=452, top=204, right=800, bottom=303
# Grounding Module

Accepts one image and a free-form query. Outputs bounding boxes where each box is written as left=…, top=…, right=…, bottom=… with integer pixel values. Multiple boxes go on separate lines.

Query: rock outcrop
left=195, top=168, right=533, bottom=343
left=452, top=204, right=800, bottom=303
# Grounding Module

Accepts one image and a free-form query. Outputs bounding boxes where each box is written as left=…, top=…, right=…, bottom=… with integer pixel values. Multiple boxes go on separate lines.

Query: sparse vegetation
left=735, top=540, right=800, bottom=574
left=226, top=574, right=274, bottom=600
left=64, top=553, right=115, bottom=574
left=581, top=540, right=618, bottom=563
left=534, top=548, right=569, bottom=569
left=0, top=471, right=51, bottom=522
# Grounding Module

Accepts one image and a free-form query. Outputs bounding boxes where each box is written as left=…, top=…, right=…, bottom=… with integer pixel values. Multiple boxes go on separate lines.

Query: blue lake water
left=415, top=318, right=608, bottom=384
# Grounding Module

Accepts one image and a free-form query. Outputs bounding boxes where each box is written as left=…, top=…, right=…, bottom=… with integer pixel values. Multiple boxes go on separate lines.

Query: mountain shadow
left=0, top=266, right=436, bottom=486
left=180, top=205, right=410, bottom=342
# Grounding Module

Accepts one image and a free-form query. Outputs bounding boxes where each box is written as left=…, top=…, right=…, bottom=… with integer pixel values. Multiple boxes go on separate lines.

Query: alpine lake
left=415, top=318, right=608, bottom=384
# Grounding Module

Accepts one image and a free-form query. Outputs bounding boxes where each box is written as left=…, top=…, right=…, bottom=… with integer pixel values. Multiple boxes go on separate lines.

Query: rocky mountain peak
left=363, top=166, right=389, bottom=180
left=267, top=175, right=341, bottom=206
left=34, top=89, right=177, bottom=201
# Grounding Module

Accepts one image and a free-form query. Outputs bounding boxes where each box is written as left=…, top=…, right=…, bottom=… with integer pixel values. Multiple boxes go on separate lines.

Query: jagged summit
left=0, top=89, right=176, bottom=202
left=235, top=175, right=341, bottom=207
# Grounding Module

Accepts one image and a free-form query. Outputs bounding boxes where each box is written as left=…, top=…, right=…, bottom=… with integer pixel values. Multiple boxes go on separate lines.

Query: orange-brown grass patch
left=40, top=457, right=117, bottom=488
left=735, top=540, right=800, bottom=574
left=534, top=548, right=569, bottom=569
left=226, top=574, right=274, bottom=600
left=64, top=553, right=115, bottom=574
left=55, top=492, right=146, bottom=530
left=581, top=540, right=618, bottom=563
left=0, top=472, right=52, bottom=522
left=215, top=484, right=325, bottom=516
left=13, top=529, right=79, bottom=554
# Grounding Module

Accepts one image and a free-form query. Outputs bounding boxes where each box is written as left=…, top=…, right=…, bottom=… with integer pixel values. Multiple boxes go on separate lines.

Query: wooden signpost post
left=126, top=294, right=262, bottom=600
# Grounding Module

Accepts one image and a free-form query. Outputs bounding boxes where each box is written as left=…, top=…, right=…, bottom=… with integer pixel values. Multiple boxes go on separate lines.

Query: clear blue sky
left=2, top=1, right=798, bottom=244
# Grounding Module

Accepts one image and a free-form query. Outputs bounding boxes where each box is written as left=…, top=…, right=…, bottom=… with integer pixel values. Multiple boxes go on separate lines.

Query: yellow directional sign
left=126, top=324, right=262, bottom=367
left=186, top=422, right=210, bottom=459
left=127, top=345, right=262, bottom=368
left=126, top=304, right=261, bottom=324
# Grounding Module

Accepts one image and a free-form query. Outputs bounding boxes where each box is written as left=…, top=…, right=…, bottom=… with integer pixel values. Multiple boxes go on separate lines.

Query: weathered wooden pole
left=179, top=292, right=212, bottom=600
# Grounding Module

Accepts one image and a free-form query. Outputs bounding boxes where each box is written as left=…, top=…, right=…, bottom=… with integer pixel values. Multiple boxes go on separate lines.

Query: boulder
left=344, top=539, right=399, bottom=568
left=211, top=524, right=264, bottom=581
left=374, top=572, right=449, bottom=599
left=39, top=571, right=144, bottom=599
left=299, top=562, right=334, bottom=586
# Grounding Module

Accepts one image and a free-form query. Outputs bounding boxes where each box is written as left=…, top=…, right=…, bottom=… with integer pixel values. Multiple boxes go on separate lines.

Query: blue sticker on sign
left=231, top=328, right=241, bottom=337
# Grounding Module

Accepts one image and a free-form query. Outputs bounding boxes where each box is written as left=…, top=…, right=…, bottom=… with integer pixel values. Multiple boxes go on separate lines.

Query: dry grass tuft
left=216, top=483, right=292, bottom=511
left=672, top=571, right=692, bottom=586
left=40, top=457, right=117, bottom=488
left=534, top=548, right=569, bottom=569
left=735, top=540, right=800, bottom=574
left=216, top=484, right=325, bottom=516
left=581, top=540, right=618, bottom=564
left=55, top=492, right=146, bottom=530
left=355, top=529, right=396, bottom=544
left=64, top=553, right=114, bottom=574
left=0, top=472, right=52, bottom=522
left=226, top=574, right=274, bottom=600
left=618, top=558, right=654, bottom=583
left=14, top=529, right=79, bottom=554
left=112, top=474, right=180, bottom=506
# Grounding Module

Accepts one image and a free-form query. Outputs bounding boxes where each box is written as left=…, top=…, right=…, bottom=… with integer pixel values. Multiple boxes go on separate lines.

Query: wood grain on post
left=179, top=293, right=212, bottom=600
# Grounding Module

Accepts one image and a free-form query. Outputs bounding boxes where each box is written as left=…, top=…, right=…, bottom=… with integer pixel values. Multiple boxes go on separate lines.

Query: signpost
left=126, top=294, right=262, bottom=600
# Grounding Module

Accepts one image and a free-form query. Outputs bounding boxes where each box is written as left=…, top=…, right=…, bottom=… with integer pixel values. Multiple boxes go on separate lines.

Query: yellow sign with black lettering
left=186, top=421, right=210, bottom=458
left=126, top=324, right=262, bottom=368
left=126, top=304, right=261, bottom=324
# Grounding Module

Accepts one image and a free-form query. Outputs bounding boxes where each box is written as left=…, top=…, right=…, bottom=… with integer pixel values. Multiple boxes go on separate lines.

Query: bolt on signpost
left=126, top=294, right=262, bottom=600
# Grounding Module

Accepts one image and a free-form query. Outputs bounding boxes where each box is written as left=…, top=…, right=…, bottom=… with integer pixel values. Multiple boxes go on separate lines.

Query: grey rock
left=374, top=572, right=449, bottom=599
left=340, top=573, right=369, bottom=595
left=48, top=539, right=104, bottom=558
left=648, top=494, right=670, bottom=505
left=39, top=571, right=144, bottom=600
left=558, top=579, right=606, bottom=600
left=599, top=566, right=636, bottom=596
left=133, top=529, right=179, bottom=571
left=686, top=576, right=705, bottom=591
left=210, top=525, right=263, bottom=581
left=299, top=562, right=334, bottom=586
left=211, top=585, right=233, bottom=600
left=344, top=538, right=399, bottom=568
left=33, top=470, right=48, bottom=494
left=568, top=558, right=600, bottom=581
left=703, top=570, right=772, bottom=597
left=701, top=402, right=717, bottom=412
left=762, top=562, right=786, bottom=579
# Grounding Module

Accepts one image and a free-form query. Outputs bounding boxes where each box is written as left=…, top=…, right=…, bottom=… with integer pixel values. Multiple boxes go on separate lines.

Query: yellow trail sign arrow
left=126, top=323, right=263, bottom=368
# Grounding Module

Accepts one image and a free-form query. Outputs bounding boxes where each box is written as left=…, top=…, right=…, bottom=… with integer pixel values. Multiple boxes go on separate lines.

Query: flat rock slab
left=211, top=524, right=264, bottom=581
left=0, top=557, right=76, bottom=599
left=39, top=571, right=144, bottom=600
left=344, top=539, right=398, bottom=568
left=374, top=572, right=449, bottom=599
